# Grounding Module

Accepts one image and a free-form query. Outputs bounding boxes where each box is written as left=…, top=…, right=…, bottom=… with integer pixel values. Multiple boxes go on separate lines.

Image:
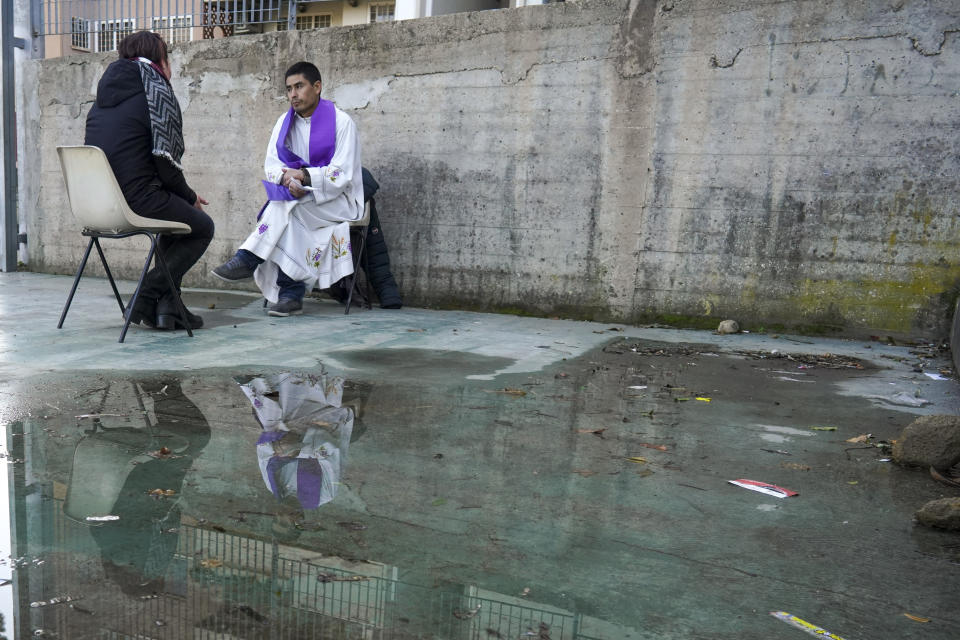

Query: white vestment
left=240, top=106, right=364, bottom=302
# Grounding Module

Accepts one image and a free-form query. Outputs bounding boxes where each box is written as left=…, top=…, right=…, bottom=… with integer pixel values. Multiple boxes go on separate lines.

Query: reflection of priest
left=212, top=61, right=363, bottom=318
left=238, top=372, right=354, bottom=511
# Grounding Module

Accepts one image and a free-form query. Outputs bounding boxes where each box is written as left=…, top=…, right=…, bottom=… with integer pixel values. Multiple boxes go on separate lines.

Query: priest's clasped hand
left=281, top=168, right=310, bottom=198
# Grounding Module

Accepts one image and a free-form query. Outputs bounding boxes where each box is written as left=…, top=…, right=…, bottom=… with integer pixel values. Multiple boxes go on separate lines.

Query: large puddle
left=1, top=340, right=958, bottom=639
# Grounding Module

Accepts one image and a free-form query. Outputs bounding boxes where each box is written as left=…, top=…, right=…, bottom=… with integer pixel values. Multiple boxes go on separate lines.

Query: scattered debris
left=147, top=489, right=176, bottom=497
left=893, top=415, right=960, bottom=469
left=519, top=587, right=530, bottom=597
left=31, top=595, right=82, bottom=608
left=452, top=603, right=481, bottom=620
left=199, top=558, right=223, bottom=569
left=69, top=604, right=94, bottom=615
left=770, top=611, right=846, bottom=639
left=488, top=388, right=527, bottom=396
left=625, top=456, right=647, bottom=464
left=903, top=613, right=931, bottom=623
left=728, top=479, right=798, bottom=498
left=781, top=462, right=811, bottom=471
left=924, top=372, right=949, bottom=381
left=761, top=448, right=791, bottom=456
left=845, top=434, right=871, bottom=443
left=85, top=515, right=119, bottom=522
left=930, top=466, right=960, bottom=488
left=637, top=443, right=668, bottom=452
left=811, top=426, right=837, bottom=431
left=317, top=573, right=369, bottom=583
left=717, top=319, right=740, bottom=334
left=915, top=497, right=960, bottom=530
left=867, top=392, right=931, bottom=408
left=576, top=428, right=607, bottom=438
left=74, top=413, right=127, bottom=420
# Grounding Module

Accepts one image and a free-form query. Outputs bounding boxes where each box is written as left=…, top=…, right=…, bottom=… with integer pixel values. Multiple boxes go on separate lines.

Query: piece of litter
left=761, top=448, right=792, bottom=456
left=638, top=443, right=668, bottom=452
left=879, top=458, right=891, bottom=462
left=770, top=611, right=846, bottom=639
left=923, top=372, right=948, bottom=381
left=85, top=515, right=119, bottom=522
left=626, top=456, right=647, bottom=464
left=695, top=397, right=711, bottom=402
left=811, top=426, right=837, bottom=431
left=845, top=434, right=870, bottom=443
left=31, top=595, right=82, bottom=608
left=452, top=604, right=481, bottom=620
left=627, top=385, right=648, bottom=390
left=903, top=613, right=930, bottom=623
left=728, top=479, right=798, bottom=498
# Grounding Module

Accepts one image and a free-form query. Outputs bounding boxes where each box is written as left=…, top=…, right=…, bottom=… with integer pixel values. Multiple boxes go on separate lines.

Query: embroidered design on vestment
left=331, top=236, right=349, bottom=259
left=258, top=223, right=269, bottom=235
left=307, top=247, right=324, bottom=268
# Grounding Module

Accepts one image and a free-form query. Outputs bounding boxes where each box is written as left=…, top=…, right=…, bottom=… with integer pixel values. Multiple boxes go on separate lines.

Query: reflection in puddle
left=5, top=342, right=960, bottom=639
left=240, top=372, right=354, bottom=514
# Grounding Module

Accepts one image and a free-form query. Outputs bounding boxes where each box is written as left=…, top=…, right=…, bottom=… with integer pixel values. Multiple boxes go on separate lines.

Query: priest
left=212, top=61, right=363, bottom=317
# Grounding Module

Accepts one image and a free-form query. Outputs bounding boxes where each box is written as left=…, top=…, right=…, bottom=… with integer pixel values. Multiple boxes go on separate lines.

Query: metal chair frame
left=344, top=199, right=373, bottom=315
left=58, top=230, right=193, bottom=342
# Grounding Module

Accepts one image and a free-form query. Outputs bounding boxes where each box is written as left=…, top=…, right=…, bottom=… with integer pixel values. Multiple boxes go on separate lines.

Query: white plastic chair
left=56, top=145, right=194, bottom=342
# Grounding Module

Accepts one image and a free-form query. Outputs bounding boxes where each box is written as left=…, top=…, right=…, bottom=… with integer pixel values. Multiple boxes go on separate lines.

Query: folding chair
left=344, top=199, right=372, bottom=315
left=55, top=145, right=194, bottom=343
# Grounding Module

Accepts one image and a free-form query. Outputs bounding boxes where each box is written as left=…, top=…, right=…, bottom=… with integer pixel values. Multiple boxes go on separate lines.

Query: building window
left=295, top=14, right=331, bottom=30
left=95, top=19, right=134, bottom=53
left=369, top=3, right=395, bottom=23
left=153, top=16, right=193, bottom=45
left=70, top=17, right=89, bottom=49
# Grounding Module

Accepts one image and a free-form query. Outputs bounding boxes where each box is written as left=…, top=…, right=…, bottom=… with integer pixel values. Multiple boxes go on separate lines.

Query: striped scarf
left=135, top=57, right=185, bottom=170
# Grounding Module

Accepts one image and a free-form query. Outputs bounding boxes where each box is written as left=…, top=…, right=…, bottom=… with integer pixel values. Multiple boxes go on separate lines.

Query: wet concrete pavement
left=1, top=271, right=959, bottom=639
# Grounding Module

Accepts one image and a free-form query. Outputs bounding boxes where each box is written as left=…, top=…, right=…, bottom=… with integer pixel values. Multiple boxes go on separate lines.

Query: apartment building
left=38, top=0, right=552, bottom=58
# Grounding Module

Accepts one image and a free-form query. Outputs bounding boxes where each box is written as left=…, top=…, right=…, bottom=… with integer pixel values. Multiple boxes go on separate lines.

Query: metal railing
left=38, top=0, right=297, bottom=44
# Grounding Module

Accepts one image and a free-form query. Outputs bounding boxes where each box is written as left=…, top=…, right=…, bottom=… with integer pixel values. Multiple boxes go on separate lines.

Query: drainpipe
left=1, top=0, right=18, bottom=272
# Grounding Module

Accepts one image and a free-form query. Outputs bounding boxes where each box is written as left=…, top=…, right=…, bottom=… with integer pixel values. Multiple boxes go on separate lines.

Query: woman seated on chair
left=84, top=30, right=212, bottom=331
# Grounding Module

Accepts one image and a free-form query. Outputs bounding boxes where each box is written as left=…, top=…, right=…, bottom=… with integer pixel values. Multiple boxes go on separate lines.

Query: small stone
left=892, top=415, right=960, bottom=470
left=717, top=320, right=740, bottom=335
left=915, top=497, right=960, bottom=530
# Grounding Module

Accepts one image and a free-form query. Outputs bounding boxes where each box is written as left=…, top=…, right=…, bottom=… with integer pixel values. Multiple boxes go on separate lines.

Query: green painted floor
left=1, top=271, right=959, bottom=639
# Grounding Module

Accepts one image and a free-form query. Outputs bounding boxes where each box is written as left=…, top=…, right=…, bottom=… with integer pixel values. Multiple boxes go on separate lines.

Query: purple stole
left=260, top=99, right=337, bottom=204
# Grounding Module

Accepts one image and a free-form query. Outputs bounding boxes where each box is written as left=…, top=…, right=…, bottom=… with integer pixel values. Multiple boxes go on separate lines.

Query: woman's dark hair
left=284, top=61, right=322, bottom=86
left=118, top=30, right=168, bottom=65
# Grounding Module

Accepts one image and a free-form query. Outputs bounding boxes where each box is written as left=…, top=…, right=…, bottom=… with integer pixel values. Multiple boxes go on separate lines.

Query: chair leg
left=153, top=239, right=193, bottom=338
left=344, top=226, right=370, bottom=315
left=92, top=237, right=126, bottom=314
left=57, top=237, right=96, bottom=329
left=119, top=240, right=158, bottom=343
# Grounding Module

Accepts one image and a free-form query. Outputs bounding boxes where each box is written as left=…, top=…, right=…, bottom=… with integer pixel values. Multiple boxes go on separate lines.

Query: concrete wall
left=18, top=0, right=960, bottom=337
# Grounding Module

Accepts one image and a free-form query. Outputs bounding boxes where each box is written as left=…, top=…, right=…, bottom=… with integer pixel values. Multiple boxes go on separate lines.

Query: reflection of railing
left=38, top=500, right=591, bottom=638
left=40, top=0, right=289, bottom=39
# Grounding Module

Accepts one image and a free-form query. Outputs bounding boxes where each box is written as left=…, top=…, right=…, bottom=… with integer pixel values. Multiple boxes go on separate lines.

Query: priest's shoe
left=212, top=255, right=256, bottom=282
left=267, top=298, right=303, bottom=317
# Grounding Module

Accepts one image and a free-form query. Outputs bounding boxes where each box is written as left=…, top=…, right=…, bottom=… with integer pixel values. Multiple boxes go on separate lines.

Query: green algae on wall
left=794, top=264, right=960, bottom=333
